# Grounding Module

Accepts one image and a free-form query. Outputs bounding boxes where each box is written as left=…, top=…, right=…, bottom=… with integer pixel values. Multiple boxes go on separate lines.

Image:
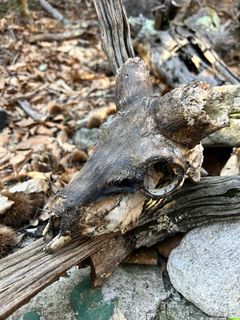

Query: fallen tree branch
left=29, top=29, right=86, bottom=43
left=93, top=0, right=135, bottom=73
left=16, top=100, right=47, bottom=122
left=130, top=18, right=239, bottom=86
left=38, top=0, right=70, bottom=25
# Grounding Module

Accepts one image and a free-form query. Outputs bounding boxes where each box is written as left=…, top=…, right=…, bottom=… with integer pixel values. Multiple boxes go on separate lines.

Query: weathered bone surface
left=44, top=57, right=239, bottom=251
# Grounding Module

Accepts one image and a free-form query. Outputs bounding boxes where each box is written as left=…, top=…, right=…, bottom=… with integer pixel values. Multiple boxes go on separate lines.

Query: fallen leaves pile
left=0, top=1, right=116, bottom=255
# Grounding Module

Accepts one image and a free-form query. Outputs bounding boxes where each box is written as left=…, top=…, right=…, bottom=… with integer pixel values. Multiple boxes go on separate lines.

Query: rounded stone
left=167, top=221, right=240, bottom=318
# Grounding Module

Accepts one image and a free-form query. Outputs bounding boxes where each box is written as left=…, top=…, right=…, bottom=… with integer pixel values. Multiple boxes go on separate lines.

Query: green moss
left=22, top=311, right=41, bottom=320
left=70, top=276, right=116, bottom=320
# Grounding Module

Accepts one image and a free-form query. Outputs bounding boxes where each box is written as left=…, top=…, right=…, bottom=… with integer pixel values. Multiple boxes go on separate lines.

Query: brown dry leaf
left=36, top=125, right=54, bottom=136
left=0, top=131, right=9, bottom=147
left=58, top=142, right=76, bottom=153
left=0, top=195, right=14, bottom=215
left=9, top=178, right=49, bottom=194
left=47, top=101, right=63, bottom=115
left=52, top=115, right=65, bottom=123
left=48, top=141, right=62, bottom=160
left=48, top=79, right=75, bottom=95
left=27, top=171, right=51, bottom=180
left=156, top=234, right=184, bottom=258
left=71, top=69, right=97, bottom=81
left=220, top=148, right=240, bottom=176
left=57, top=130, right=68, bottom=144
left=90, top=78, right=111, bottom=91
left=10, top=150, right=31, bottom=172
left=72, top=149, right=88, bottom=162
left=0, top=4, right=116, bottom=246
left=18, top=135, right=54, bottom=149
left=60, top=168, right=79, bottom=183
left=124, top=247, right=158, bottom=266
left=87, top=103, right=116, bottom=128
left=16, top=118, right=35, bottom=127
left=0, top=148, right=10, bottom=165
left=59, top=150, right=87, bottom=170
left=0, top=78, right=6, bottom=91
left=0, top=146, right=8, bottom=157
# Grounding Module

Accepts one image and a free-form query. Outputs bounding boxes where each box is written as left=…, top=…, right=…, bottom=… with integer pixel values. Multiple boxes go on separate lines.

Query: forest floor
left=0, top=1, right=120, bottom=248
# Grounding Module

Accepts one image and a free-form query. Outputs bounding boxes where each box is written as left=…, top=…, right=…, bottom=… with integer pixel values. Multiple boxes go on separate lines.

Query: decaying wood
left=134, top=175, right=240, bottom=247
left=128, top=0, right=239, bottom=87
left=0, top=235, right=114, bottom=320
left=93, top=0, right=135, bottom=73
left=90, top=234, right=134, bottom=287
left=1, top=176, right=240, bottom=318
left=132, top=21, right=239, bottom=87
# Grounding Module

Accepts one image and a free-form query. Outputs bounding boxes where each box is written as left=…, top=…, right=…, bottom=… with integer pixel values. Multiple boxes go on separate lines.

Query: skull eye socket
left=142, top=158, right=186, bottom=198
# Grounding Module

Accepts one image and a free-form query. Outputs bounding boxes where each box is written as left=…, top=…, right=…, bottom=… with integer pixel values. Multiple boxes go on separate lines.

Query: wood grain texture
left=1, top=177, right=240, bottom=318
left=132, top=21, right=239, bottom=87
left=0, top=235, right=113, bottom=319
left=134, top=176, right=240, bottom=247
left=90, top=234, right=134, bottom=287
left=93, top=0, right=134, bottom=73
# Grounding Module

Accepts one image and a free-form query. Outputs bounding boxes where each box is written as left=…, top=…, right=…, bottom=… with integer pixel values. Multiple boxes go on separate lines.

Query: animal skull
left=44, top=58, right=233, bottom=251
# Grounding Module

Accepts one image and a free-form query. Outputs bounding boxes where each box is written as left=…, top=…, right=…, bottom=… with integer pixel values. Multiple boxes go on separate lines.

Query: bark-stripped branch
left=93, top=0, right=135, bottom=73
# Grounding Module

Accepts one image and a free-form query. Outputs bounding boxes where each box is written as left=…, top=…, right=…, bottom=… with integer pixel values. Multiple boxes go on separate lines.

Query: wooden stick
left=0, top=235, right=114, bottom=320
left=90, top=234, right=134, bottom=287
left=38, top=0, right=69, bottom=25
left=28, top=29, right=87, bottom=43
left=16, top=100, right=47, bottom=121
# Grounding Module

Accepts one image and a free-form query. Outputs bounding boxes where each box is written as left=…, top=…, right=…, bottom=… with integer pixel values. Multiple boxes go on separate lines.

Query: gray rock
left=157, top=272, right=222, bottom=320
left=167, top=221, right=240, bottom=318
left=102, top=265, right=168, bottom=320
left=203, top=119, right=240, bottom=147
left=74, top=127, right=100, bottom=150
